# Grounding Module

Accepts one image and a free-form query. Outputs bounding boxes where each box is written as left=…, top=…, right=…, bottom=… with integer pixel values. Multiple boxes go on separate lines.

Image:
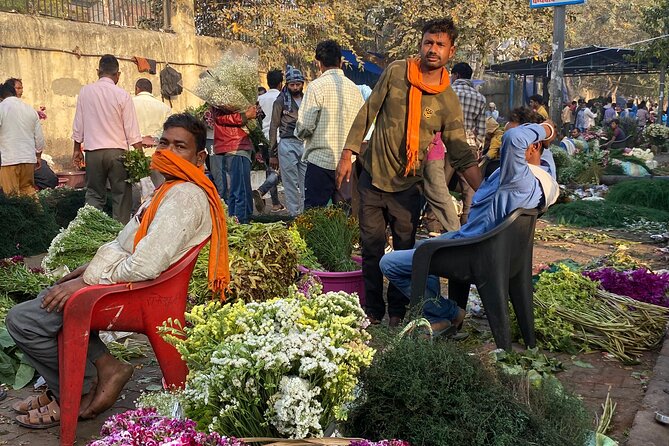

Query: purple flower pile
left=349, top=441, right=410, bottom=446
left=583, top=268, right=669, bottom=307
left=88, top=408, right=246, bottom=446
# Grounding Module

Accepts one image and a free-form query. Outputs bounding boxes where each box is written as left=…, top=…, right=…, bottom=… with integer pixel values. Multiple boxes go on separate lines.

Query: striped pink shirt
left=72, top=77, right=142, bottom=150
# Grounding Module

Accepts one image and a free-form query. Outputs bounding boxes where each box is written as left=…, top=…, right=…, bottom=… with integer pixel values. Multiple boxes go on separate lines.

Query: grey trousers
left=422, top=158, right=461, bottom=233
left=85, top=149, right=132, bottom=224
left=5, top=289, right=107, bottom=400
left=278, top=138, right=307, bottom=217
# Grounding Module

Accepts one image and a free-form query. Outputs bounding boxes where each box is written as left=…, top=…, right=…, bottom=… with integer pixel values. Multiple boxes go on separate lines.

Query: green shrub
left=0, top=194, right=60, bottom=257
left=293, top=207, right=359, bottom=272
left=37, top=187, right=86, bottom=228
left=606, top=179, right=669, bottom=211
left=344, top=338, right=590, bottom=446
left=546, top=200, right=669, bottom=228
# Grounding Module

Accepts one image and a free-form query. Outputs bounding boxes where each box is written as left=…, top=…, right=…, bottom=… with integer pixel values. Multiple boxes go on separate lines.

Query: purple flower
left=349, top=441, right=411, bottom=446
left=88, top=408, right=246, bottom=446
left=583, top=268, right=669, bottom=307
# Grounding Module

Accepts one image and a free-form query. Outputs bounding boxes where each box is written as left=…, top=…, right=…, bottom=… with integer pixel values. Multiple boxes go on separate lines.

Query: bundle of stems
left=534, top=289, right=669, bottom=364
left=595, top=387, right=616, bottom=435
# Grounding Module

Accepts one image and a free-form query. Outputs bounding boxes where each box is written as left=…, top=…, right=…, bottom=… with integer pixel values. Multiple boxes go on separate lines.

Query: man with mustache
left=337, top=18, right=481, bottom=327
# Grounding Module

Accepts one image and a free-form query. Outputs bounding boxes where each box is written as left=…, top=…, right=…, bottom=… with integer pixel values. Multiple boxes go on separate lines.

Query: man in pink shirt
left=72, top=54, right=142, bottom=224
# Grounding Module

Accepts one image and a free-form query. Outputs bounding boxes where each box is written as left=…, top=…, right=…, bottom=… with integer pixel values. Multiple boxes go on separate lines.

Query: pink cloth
left=72, top=77, right=142, bottom=150
left=426, top=132, right=445, bottom=161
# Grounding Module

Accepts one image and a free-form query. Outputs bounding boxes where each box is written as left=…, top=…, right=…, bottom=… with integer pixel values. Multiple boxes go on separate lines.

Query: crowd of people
left=1, top=16, right=571, bottom=431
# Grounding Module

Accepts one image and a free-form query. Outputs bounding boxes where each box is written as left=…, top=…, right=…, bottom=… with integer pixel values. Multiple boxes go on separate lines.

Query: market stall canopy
left=342, top=49, right=384, bottom=87
left=487, top=46, right=663, bottom=76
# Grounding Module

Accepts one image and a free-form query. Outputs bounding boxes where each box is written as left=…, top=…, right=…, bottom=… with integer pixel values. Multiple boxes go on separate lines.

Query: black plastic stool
left=410, top=208, right=539, bottom=350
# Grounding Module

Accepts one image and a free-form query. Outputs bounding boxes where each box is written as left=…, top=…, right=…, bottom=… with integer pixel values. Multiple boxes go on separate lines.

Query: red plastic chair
left=57, top=239, right=208, bottom=446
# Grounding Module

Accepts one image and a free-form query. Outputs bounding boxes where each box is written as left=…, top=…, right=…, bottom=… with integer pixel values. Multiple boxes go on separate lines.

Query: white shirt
left=83, top=182, right=211, bottom=285
left=132, top=91, right=173, bottom=138
left=0, top=97, right=45, bottom=166
left=258, top=89, right=281, bottom=140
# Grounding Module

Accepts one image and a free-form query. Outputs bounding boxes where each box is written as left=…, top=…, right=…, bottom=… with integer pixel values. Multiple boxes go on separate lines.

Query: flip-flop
left=15, top=400, right=60, bottom=429
left=12, top=391, right=54, bottom=414
left=0, top=388, right=6, bottom=401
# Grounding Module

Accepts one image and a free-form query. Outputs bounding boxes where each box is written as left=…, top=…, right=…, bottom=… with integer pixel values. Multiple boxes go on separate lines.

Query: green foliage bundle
left=293, top=207, right=360, bottom=272
left=0, top=258, right=54, bottom=303
left=546, top=200, right=669, bottom=228
left=37, top=187, right=86, bottom=228
left=0, top=325, right=35, bottom=390
left=188, top=220, right=305, bottom=305
left=530, top=265, right=669, bottom=363
left=42, top=205, right=124, bottom=272
left=184, top=103, right=209, bottom=122
left=0, top=194, right=61, bottom=258
left=606, top=179, right=669, bottom=211
left=344, top=338, right=590, bottom=446
left=122, top=149, right=152, bottom=183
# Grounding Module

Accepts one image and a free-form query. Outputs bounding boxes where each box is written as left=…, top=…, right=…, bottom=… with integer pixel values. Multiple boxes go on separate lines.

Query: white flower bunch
left=42, top=205, right=122, bottom=271
left=644, top=124, right=669, bottom=140
left=194, top=52, right=258, bottom=113
left=164, top=289, right=374, bottom=439
left=269, top=376, right=323, bottom=439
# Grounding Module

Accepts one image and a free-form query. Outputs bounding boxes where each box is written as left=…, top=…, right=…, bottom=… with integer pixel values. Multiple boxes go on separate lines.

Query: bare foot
left=79, top=354, right=133, bottom=419
left=78, top=383, right=97, bottom=419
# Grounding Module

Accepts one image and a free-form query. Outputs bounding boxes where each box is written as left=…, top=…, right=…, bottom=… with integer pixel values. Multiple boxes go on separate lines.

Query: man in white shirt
left=0, top=82, right=45, bottom=197
left=132, top=78, right=172, bottom=147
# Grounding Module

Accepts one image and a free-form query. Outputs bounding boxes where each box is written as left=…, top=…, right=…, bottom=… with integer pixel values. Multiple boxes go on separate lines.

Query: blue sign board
left=530, top=0, right=585, bottom=8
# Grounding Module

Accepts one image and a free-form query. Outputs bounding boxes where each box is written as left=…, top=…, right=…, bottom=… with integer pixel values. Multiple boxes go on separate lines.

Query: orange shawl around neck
left=133, top=149, right=230, bottom=297
left=405, top=57, right=451, bottom=175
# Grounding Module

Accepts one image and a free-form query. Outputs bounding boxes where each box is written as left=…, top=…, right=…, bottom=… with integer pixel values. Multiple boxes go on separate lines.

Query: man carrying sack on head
left=6, top=113, right=229, bottom=429
left=336, top=18, right=482, bottom=328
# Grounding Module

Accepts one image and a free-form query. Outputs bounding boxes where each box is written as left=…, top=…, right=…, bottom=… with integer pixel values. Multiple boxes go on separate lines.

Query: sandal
left=12, top=390, right=55, bottom=414
left=0, top=388, right=6, bottom=401
left=15, top=400, right=60, bottom=429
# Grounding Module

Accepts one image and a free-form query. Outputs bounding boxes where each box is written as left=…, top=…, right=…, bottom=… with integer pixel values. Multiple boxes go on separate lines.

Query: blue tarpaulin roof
left=341, top=50, right=383, bottom=87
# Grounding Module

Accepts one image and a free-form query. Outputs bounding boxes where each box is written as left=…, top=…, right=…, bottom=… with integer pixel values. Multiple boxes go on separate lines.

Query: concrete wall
left=0, top=4, right=236, bottom=167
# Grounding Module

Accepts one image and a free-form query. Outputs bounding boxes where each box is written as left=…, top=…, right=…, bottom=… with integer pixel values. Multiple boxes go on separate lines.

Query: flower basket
left=299, top=256, right=365, bottom=306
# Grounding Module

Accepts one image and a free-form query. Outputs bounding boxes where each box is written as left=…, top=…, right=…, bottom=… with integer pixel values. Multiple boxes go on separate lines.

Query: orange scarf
left=133, top=150, right=230, bottom=297
left=405, top=57, right=451, bottom=175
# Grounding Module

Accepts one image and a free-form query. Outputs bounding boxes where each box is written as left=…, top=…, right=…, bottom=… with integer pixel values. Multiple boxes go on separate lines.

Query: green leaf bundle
left=42, top=205, right=124, bottom=271
left=606, top=179, right=669, bottom=211
left=122, top=149, right=152, bottom=183
left=188, top=219, right=303, bottom=305
left=293, top=207, right=359, bottom=272
left=0, top=194, right=60, bottom=257
left=546, top=200, right=669, bottom=228
left=531, top=265, right=669, bottom=363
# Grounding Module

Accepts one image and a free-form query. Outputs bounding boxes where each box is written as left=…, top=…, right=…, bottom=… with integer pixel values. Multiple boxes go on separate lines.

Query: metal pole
left=659, top=65, right=666, bottom=126
left=548, top=5, right=566, bottom=125
left=509, top=74, right=515, bottom=112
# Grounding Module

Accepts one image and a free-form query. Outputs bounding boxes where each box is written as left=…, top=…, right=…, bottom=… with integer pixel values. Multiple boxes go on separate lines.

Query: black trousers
left=304, top=162, right=351, bottom=209
left=358, top=168, right=421, bottom=320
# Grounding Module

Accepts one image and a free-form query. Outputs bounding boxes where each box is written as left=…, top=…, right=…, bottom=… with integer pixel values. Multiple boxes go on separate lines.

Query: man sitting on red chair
left=6, top=113, right=229, bottom=428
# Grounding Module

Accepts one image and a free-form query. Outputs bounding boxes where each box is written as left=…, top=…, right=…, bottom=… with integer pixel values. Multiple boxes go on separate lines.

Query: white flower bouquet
left=194, top=52, right=258, bottom=116
left=160, top=284, right=374, bottom=440
left=626, top=148, right=657, bottom=169
left=643, top=123, right=669, bottom=140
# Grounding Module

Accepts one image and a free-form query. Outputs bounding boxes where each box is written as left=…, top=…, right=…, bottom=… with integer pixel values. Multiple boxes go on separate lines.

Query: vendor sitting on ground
left=602, top=118, right=626, bottom=148
left=6, top=113, right=229, bottom=428
left=380, top=122, right=558, bottom=336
